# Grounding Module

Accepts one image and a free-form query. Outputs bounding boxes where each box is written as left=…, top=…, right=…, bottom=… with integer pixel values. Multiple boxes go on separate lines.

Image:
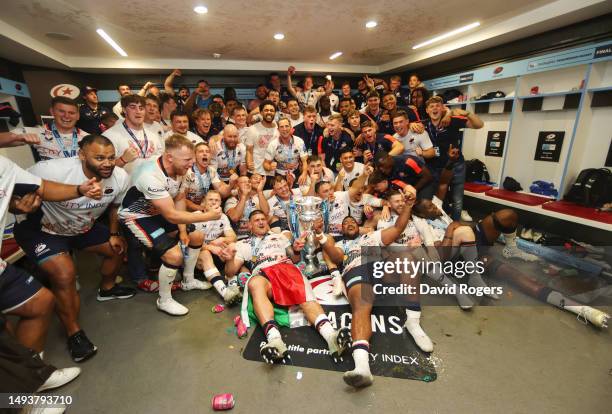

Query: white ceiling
left=0, top=0, right=610, bottom=74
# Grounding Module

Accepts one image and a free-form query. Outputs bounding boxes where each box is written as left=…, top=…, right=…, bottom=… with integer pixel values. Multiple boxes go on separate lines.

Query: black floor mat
left=242, top=305, right=437, bottom=382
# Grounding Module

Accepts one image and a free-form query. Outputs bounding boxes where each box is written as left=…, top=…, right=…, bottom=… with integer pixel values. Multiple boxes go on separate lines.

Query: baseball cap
left=82, top=86, right=98, bottom=96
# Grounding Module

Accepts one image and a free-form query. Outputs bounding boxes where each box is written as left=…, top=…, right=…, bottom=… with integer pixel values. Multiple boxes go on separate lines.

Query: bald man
left=210, top=124, right=248, bottom=184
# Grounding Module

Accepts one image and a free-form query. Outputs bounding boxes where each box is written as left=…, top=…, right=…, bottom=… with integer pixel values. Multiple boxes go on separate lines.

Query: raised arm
left=380, top=186, right=415, bottom=246
left=286, top=66, right=298, bottom=99
left=164, top=69, right=181, bottom=95
left=151, top=196, right=220, bottom=224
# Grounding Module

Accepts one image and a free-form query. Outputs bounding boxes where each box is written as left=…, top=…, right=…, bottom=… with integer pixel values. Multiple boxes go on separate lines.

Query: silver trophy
left=295, top=196, right=322, bottom=276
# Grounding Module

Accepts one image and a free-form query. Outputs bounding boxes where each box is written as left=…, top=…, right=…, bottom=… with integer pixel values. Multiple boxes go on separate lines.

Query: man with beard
left=2, top=97, right=87, bottom=161
left=268, top=175, right=306, bottom=234
left=317, top=114, right=353, bottom=174
left=421, top=96, right=483, bottom=221
left=410, top=87, right=431, bottom=121
left=285, top=98, right=303, bottom=127
left=371, top=190, right=433, bottom=352
left=14, top=135, right=135, bottom=361
left=225, top=175, right=270, bottom=241
left=392, top=110, right=434, bottom=160
left=77, top=86, right=110, bottom=135
left=352, top=78, right=372, bottom=110
left=210, top=124, right=247, bottom=184
left=338, top=97, right=369, bottom=128
left=263, top=118, right=308, bottom=186
left=163, top=69, right=189, bottom=109
left=191, top=108, right=219, bottom=142
left=353, top=120, right=403, bottom=165
left=292, top=106, right=323, bottom=156
left=248, top=84, right=269, bottom=112
left=104, top=95, right=165, bottom=175
left=407, top=74, right=426, bottom=106
left=245, top=100, right=279, bottom=183
left=111, top=84, right=133, bottom=118
left=166, top=110, right=204, bottom=145
left=317, top=186, right=415, bottom=387
left=316, top=95, right=338, bottom=127
left=220, top=210, right=351, bottom=364
left=184, top=79, right=213, bottom=111
left=267, top=72, right=290, bottom=103
left=120, top=135, right=229, bottom=316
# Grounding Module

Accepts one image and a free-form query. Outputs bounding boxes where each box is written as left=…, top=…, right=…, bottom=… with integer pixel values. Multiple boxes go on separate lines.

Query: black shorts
left=123, top=216, right=178, bottom=257
left=0, top=264, right=43, bottom=313
left=342, top=263, right=374, bottom=290
left=473, top=222, right=493, bottom=254
left=15, top=221, right=110, bottom=265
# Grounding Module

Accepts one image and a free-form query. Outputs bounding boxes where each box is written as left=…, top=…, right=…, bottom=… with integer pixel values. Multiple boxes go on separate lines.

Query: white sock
left=314, top=314, right=336, bottom=349
left=158, top=264, right=178, bottom=302
left=205, top=268, right=227, bottom=296
left=351, top=340, right=371, bottom=374
left=504, top=231, right=518, bottom=248
left=265, top=326, right=281, bottom=342
left=182, top=246, right=201, bottom=282
left=404, top=309, right=433, bottom=352
left=228, top=275, right=238, bottom=287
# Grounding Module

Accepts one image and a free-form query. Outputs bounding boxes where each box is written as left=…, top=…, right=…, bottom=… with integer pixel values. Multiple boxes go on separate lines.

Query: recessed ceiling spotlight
left=212, top=53, right=221, bottom=59
left=412, top=21, right=480, bottom=49
left=96, top=29, right=127, bottom=57
left=329, top=52, right=343, bottom=60
left=365, top=21, right=377, bottom=28
left=274, top=33, right=285, bottom=40
left=193, top=5, right=208, bottom=14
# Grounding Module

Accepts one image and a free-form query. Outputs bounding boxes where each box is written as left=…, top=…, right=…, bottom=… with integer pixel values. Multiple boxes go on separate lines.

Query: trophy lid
left=295, top=196, right=322, bottom=207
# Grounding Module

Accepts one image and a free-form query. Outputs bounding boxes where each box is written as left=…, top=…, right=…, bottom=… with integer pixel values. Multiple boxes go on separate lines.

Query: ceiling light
left=365, top=21, right=377, bottom=28
left=96, top=29, right=127, bottom=57
left=412, top=21, right=480, bottom=49
left=274, top=33, right=285, bottom=40
left=193, top=5, right=208, bottom=14
left=329, top=52, right=343, bottom=60
left=212, top=53, right=221, bottom=59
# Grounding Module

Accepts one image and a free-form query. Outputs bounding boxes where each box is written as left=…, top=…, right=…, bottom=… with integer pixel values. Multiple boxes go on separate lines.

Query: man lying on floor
left=220, top=210, right=351, bottom=364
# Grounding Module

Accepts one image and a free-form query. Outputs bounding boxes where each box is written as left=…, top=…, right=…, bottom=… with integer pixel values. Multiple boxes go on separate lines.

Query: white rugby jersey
left=0, top=156, right=42, bottom=274
left=16, top=124, right=87, bottom=160
left=264, top=136, right=307, bottom=176
left=103, top=121, right=165, bottom=175
left=327, top=191, right=383, bottom=235
left=194, top=213, right=233, bottom=242
left=339, top=162, right=365, bottom=191
left=181, top=164, right=221, bottom=205
left=336, top=230, right=383, bottom=275
left=245, top=122, right=279, bottom=176
left=27, top=157, right=128, bottom=236
left=268, top=188, right=303, bottom=230
left=210, top=141, right=246, bottom=182
left=377, top=212, right=422, bottom=247
left=224, top=194, right=264, bottom=240
left=235, top=232, right=292, bottom=276
left=119, top=157, right=183, bottom=222
left=413, top=196, right=452, bottom=245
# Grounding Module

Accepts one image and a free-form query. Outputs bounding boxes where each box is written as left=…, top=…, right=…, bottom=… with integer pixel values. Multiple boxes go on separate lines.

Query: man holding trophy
left=221, top=210, right=351, bottom=364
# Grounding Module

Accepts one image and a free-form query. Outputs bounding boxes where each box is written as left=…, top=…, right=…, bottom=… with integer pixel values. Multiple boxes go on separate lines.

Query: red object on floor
left=261, top=262, right=306, bottom=306
left=542, top=201, right=612, bottom=224
left=0, top=238, right=23, bottom=263
left=485, top=189, right=551, bottom=206
left=464, top=182, right=493, bottom=193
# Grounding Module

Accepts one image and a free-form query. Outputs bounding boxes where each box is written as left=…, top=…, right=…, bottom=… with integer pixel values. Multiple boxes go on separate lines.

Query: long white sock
left=158, top=264, right=178, bottom=302
left=351, top=340, right=371, bottom=373
left=205, top=268, right=227, bottom=296
left=314, top=314, right=336, bottom=349
left=263, top=320, right=281, bottom=341
left=182, top=245, right=201, bottom=282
